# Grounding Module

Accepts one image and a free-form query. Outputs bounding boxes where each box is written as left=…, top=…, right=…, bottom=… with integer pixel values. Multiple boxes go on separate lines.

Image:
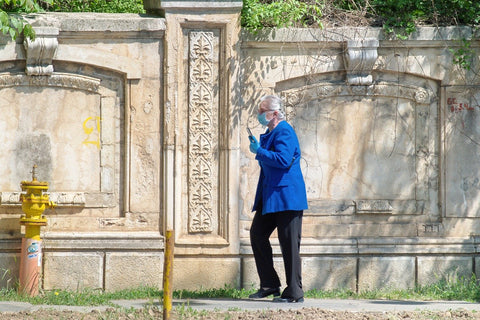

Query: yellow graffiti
left=82, top=117, right=101, bottom=149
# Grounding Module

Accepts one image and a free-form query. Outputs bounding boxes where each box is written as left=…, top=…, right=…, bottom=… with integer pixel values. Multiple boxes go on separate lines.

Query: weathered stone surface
left=358, top=257, right=415, bottom=291
left=173, top=257, right=241, bottom=290
left=43, top=252, right=103, bottom=290
left=243, top=256, right=357, bottom=292
left=0, top=253, right=19, bottom=289
left=417, top=256, right=473, bottom=287
left=242, top=257, right=284, bottom=289
left=302, top=257, right=357, bottom=291
left=105, top=252, right=164, bottom=292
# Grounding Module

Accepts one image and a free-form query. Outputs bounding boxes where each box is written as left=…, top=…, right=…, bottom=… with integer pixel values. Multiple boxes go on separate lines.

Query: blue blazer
left=252, top=121, right=308, bottom=215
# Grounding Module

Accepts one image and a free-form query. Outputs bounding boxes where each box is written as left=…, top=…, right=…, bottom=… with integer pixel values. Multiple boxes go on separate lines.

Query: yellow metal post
left=162, top=229, right=174, bottom=320
left=18, top=165, right=56, bottom=296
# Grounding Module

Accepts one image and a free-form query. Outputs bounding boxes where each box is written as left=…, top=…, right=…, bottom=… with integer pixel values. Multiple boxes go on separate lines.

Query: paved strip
left=111, top=298, right=480, bottom=313
left=0, top=301, right=32, bottom=313
left=1, top=298, right=478, bottom=313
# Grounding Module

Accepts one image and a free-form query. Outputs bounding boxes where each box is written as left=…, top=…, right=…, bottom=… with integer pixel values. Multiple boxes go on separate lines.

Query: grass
left=306, top=275, right=480, bottom=302
left=1, top=276, right=479, bottom=306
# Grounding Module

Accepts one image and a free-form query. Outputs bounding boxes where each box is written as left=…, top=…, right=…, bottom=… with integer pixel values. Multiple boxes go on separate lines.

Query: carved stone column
left=156, top=0, right=242, bottom=279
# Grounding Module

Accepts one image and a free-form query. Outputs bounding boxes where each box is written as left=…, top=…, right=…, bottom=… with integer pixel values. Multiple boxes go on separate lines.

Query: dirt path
left=1, top=307, right=480, bottom=319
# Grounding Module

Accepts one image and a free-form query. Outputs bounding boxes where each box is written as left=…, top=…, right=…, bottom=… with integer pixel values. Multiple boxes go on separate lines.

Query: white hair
left=260, top=95, right=285, bottom=120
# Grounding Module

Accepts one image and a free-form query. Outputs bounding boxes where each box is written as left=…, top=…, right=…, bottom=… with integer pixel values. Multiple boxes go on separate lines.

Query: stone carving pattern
left=0, top=192, right=85, bottom=206
left=0, top=73, right=100, bottom=93
left=355, top=200, right=393, bottom=214
left=281, top=82, right=434, bottom=108
left=188, top=31, right=216, bottom=233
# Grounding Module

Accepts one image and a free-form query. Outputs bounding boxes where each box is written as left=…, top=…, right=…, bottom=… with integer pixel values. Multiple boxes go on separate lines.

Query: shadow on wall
left=14, top=134, right=53, bottom=184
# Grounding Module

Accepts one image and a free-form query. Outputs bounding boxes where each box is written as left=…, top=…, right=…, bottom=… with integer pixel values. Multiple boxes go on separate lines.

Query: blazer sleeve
left=255, top=127, right=296, bottom=169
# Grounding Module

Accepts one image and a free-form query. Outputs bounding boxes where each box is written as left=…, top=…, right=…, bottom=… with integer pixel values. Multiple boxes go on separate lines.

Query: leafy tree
left=0, top=0, right=52, bottom=40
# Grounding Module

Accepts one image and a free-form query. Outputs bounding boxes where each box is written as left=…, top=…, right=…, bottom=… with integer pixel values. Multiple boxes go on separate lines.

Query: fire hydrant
left=18, top=165, right=56, bottom=296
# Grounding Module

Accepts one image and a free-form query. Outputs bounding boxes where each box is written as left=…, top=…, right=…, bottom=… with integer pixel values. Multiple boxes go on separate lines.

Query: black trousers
left=250, top=209, right=303, bottom=299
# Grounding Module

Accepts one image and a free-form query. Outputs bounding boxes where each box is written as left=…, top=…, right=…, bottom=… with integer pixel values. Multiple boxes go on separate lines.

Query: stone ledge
left=42, top=231, right=164, bottom=250
left=146, top=0, right=243, bottom=12
left=0, top=191, right=85, bottom=207
left=0, top=191, right=120, bottom=208
left=24, top=13, right=166, bottom=33
left=241, top=26, right=477, bottom=47
left=240, top=237, right=478, bottom=255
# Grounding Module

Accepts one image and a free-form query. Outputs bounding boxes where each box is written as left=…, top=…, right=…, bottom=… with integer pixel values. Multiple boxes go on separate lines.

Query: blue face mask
left=257, top=112, right=271, bottom=126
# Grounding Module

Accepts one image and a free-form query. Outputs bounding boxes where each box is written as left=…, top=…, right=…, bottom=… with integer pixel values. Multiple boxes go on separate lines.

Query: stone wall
left=0, top=13, right=166, bottom=291
left=239, top=27, right=480, bottom=291
left=0, top=1, right=479, bottom=292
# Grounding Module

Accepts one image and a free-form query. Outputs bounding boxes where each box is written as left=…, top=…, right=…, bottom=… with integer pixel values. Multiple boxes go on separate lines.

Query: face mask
left=257, top=112, right=271, bottom=126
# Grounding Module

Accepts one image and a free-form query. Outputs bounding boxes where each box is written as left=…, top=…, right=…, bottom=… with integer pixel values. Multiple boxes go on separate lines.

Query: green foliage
left=42, top=0, right=145, bottom=13
left=1, top=276, right=480, bottom=306
left=174, top=284, right=251, bottom=299
left=0, top=0, right=48, bottom=13
left=306, top=274, right=480, bottom=302
left=449, top=38, right=475, bottom=71
left=368, top=0, right=423, bottom=39
left=364, top=0, right=480, bottom=39
left=241, top=0, right=480, bottom=69
left=0, top=0, right=52, bottom=40
left=0, top=0, right=144, bottom=41
left=242, top=0, right=480, bottom=36
left=415, top=274, right=480, bottom=302
left=0, top=286, right=161, bottom=305
left=241, top=0, right=323, bottom=33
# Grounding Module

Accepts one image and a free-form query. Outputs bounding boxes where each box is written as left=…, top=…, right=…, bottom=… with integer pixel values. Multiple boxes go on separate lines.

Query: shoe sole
left=273, top=297, right=304, bottom=303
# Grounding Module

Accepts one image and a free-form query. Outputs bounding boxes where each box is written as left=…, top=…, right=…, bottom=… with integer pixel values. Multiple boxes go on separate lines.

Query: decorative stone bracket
left=344, top=39, right=379, bottom=85
left=24, top=27, right=59, bottom=76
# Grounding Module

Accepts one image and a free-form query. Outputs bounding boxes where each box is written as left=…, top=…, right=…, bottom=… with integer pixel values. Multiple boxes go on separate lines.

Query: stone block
left=242, top=257, right=285, bottom=289
left=302, top=257, right=357, bottom=291
left=105, top=252, right=163, bottom=292
left=358, top=257, right=415, bottom=291
left=174, top=257, right=240, bottom=290
left=43, top=252, right=103, bottom=290
left=476, top=257, right=480, bottom=280
left=417, top=256, right=473, bottom=286
left=0, top=253, right=19, bottom=290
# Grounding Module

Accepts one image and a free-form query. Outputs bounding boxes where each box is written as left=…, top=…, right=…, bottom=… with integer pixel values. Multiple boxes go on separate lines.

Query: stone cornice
left=43, top=232, right=164, bottom=250
left=146, top=0, right=243, bottom=12
left=241, top=26, right=479, bottom=48
left=24, top=13, right=166, bottom=33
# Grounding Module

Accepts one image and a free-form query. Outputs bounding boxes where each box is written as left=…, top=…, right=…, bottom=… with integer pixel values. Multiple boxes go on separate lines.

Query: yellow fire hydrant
left=18, top=165, right=56, bottom=296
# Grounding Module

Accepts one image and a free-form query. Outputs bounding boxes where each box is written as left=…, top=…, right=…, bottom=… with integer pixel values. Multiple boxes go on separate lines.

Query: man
left=248, top=95, right=308, bottom=303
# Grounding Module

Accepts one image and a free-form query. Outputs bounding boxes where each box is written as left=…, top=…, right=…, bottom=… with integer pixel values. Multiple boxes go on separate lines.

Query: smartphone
left=247, top=127, right=255, bottom=143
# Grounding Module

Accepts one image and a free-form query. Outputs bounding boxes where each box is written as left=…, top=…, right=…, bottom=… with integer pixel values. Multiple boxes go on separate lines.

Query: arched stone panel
left=276, top=71, right=440, bottom=218
left=0, top=71, right=123, bottom=213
